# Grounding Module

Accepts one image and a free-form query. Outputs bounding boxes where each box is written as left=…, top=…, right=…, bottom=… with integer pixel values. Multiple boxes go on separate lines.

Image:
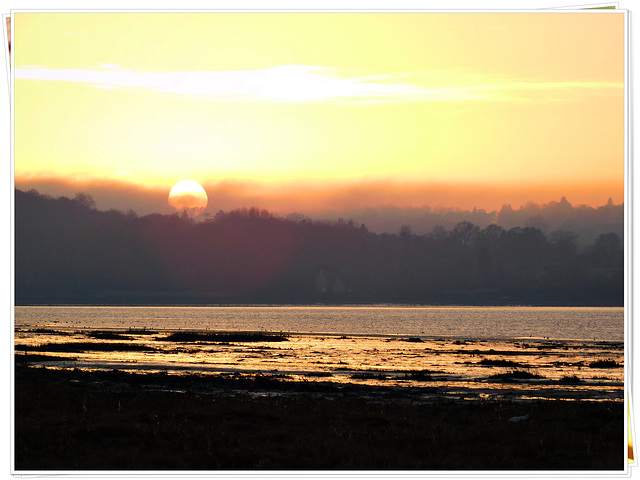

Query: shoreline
left=15, top=324, right=626, bottom=343
left=14, top=365, right=624, bottom=471
left=16, top=302, right=625, bottom=308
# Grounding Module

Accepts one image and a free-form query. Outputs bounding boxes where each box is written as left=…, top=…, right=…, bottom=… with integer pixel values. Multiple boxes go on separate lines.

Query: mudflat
left=14, top=365, right=624, bottom=471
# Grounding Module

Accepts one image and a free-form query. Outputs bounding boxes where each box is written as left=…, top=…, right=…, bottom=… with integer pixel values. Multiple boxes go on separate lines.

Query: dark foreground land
left=15, top=365, right=624, bottom=471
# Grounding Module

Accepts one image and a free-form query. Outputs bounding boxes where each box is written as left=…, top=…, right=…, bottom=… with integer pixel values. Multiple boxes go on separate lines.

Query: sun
left=168, top=180, right=208, bottom=218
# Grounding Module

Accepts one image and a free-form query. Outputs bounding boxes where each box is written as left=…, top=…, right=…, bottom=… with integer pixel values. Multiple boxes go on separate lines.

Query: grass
left=304, top=371, right=333, bottom=378
left=14, top=365, right=624, bottom=471
left=561, top=375, right=582, bottom=384
left=126, top=328, right=159, bottom=334
left=453, top=349, right=542, bottom=357
left=350, top=372, right=389, bottom=380
left=23, top=328, right=73, bottom=335
left=477, top=359, right=524, bottom=368
left=402, top=370, right=433, bottom=381
left=338, top=368, right=439, bottom=382
left=589, top=359, right=621, bottom=369
left=15, top=342, right=157, bottom=353
left=15, top=353, right=78, bottom=363
left=158, top=332, right=289, bottom=343
left=85, top=331, right=132, bottom=340
left=489, top=370, right=545, bottom=382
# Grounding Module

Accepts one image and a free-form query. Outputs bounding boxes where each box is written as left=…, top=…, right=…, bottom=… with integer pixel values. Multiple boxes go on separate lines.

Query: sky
left=13, top=11, right=625, bottom=215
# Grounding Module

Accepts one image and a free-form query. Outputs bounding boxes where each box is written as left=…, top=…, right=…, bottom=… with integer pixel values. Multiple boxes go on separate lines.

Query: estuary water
left=15, top=306, right=625, bottom=402
left=14, top=305, right=624, bottom=341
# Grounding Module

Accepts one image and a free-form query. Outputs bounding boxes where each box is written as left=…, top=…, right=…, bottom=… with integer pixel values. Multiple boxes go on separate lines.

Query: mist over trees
left=15, top=189, right=623, bottom=306
left=312, top=197, right=623, bottom=246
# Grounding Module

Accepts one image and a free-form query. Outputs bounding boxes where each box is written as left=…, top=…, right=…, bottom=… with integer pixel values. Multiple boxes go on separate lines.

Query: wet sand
left=14, top=326, right=625, bottom=403
left=14, top=364, right=624, bottom=471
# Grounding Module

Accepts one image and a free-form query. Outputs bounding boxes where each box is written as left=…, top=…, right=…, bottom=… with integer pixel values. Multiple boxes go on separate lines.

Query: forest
left=14, top=189, right=624, bottom=306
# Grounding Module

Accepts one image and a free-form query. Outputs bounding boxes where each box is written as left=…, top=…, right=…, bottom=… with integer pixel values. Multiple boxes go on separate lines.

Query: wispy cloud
left=15, top=64, right=622, bottom=104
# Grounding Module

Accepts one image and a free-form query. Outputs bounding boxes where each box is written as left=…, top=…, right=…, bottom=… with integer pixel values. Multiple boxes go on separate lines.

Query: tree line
left=310, top=196, right=623, bottom=247
left=15, top=189, right=623, bottom=305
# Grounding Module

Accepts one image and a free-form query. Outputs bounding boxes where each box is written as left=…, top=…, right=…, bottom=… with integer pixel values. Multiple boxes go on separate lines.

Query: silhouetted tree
left=549, top=230, right=579, bottom=258
left=73, top=192, right=96, bottom=210
left=452, top=221, right=480, bottom=247
left=430, top=225, right=448, bottom=241
left=399, top=225, right=413, bottom=246
left=590, top=232, right=623, bottom=268
left=13, top=188, right=624, bottom=306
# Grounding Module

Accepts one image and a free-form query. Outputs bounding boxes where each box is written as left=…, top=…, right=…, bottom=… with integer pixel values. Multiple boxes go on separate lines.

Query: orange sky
left=14, top=175, right=622, bottom=218
left=13, top=11, right=626, bottom=214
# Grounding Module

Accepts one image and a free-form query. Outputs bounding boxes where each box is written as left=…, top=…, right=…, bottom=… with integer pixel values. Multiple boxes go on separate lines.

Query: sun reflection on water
left=15, top=325, right=623, bottom=403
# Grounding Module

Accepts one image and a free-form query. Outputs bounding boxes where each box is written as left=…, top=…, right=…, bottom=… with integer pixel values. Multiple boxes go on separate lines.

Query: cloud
left=15, top=64, right=622, bottom=104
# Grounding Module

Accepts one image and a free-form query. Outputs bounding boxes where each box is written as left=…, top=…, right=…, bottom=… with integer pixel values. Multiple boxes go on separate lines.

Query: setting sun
left=168, top=179, right=208, bottom=217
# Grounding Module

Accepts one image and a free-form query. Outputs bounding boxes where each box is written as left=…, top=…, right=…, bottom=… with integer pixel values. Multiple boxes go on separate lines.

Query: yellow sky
left=13, top=12, right=625, bottom=210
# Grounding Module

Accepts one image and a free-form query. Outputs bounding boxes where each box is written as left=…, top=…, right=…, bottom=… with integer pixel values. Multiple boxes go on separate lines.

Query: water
left=14, top=305, right=624, bottom=341
left=15, top=306, right=625, bottom=402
